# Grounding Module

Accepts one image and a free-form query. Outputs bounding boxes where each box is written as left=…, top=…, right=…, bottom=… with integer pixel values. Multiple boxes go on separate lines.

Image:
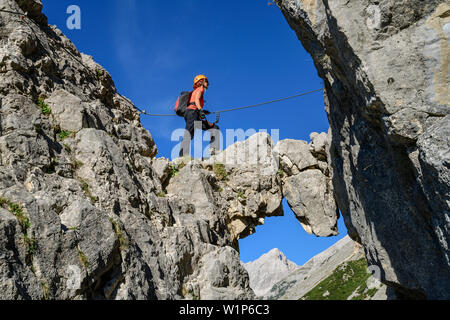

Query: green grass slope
left=300, top=258, right=380, bottom=300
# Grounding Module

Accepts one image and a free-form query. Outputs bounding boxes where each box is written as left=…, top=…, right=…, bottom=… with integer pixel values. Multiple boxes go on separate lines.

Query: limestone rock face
left=15, top=0, right=47, bottom=25
left=0, top=0, right=340, bottom=300
left=203, top=132, right=284, bottom=244
left=6, top=0, right=447, bottom=301
left=276, top=0, right=450, bottom=299
left=0, top=0, right=254, bottom=300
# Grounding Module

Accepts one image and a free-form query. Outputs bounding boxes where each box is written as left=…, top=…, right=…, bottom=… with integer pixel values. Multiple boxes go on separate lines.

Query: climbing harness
left=138, top=88, right=324, bottom=124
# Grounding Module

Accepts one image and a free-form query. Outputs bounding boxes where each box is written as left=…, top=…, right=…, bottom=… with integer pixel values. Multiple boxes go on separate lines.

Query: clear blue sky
left=42, top=0, right=347, bottom=266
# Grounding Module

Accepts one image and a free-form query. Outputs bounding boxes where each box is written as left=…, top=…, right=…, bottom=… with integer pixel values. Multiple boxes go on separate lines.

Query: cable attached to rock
left=0, top=8, right=26, bottom=16
left=138, top=88, right=324, bottom=117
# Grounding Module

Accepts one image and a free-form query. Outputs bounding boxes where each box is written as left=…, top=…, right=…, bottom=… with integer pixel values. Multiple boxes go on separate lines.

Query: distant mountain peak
left=243, top=249, right=299, bottom=296
left=267, top=248, right=282, bottom=256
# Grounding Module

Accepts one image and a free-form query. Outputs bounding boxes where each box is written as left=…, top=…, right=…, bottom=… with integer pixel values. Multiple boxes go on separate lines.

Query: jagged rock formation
left=276, top=0, right=450, bottom=299
left=162, top=131, right=338, bottom=246
left=0, top=0, right=250, bottom=300
left=0, top=0, right=338, bottom=300
left=243, top=248, right=299, bottom=297
left=1, top=0, right=448, bottom=300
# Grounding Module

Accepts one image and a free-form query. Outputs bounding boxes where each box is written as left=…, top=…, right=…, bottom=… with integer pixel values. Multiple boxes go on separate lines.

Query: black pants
left=179, top=109, right=220, bottom=157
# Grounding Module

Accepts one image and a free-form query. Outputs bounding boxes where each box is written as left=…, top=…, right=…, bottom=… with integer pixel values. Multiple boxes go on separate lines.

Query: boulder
left=283, top=170, right=338, bottom=237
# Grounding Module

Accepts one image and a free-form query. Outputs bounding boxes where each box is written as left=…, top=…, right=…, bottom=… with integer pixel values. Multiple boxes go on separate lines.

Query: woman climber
left=179, top=75, right=220, bottom=158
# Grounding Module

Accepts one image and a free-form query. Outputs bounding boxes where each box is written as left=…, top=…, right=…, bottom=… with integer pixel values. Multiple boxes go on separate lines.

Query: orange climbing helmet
left=194, top=74, right=209, bottom=86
